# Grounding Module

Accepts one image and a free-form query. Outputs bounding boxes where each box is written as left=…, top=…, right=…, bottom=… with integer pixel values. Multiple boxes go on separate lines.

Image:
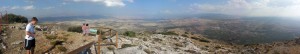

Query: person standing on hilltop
left=82, top=23, right=86, bottom=36
left=24, top=17, right=38, bottom=54
left=85, top=23, right=90, bottom=36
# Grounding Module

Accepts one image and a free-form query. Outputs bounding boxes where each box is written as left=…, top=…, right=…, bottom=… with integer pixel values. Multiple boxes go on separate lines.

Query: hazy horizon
left=0, top=0, right=300, bottom=19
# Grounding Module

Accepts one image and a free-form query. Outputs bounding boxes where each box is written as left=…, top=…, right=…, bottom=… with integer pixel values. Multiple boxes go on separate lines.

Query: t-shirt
left=25, top=23, right=35, bottom=40
left=86, top=27, right=90, bottom=33
left=82, top=26, right=86, bottom=33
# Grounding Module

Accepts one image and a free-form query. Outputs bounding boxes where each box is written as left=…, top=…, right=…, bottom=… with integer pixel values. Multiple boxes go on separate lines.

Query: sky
left=0, top=0, right=300, bottom=18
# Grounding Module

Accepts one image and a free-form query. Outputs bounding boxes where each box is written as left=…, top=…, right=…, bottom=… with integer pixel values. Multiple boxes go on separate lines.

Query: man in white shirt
left=24, top=17, right=38, bottom=54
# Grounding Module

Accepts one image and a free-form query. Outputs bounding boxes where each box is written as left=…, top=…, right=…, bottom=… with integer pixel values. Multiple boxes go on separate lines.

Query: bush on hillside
left=121, top=44, right=135, bottom=48
left=1, top=13, right=28, bottom=23
left=159, top=31, right=178, bottom=35
left=57, top=45, right=67, bottom=52
left=45, top=35, right=57, bottom=40
left=191, top=37, right=210, bottom=43
left=67, top=26, right=82, bottom=33
left=182, top=34, right=188, bottom=37
left=144, top=49, right=154, bottom=54
left=107, top=46, right=115, bottom=50
left=123, top=31, right=136, bottom=37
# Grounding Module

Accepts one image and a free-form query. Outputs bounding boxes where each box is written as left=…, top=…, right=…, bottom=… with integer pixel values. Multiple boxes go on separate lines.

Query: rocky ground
left=1, top=23, right=300, bottom=54
left=100, top=34, right=209, bottom=54
left=98, top=31, right=300, bottom=54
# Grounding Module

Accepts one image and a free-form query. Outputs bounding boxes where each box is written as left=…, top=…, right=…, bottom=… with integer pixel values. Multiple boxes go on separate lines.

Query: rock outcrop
left=101, top=34, right=209, bottom=54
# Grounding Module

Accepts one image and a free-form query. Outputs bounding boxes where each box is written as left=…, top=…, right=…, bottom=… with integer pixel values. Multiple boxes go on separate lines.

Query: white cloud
left=72, top=0, right=132, bottom=7
left=23, top=5, right=34, bottom=10
left=127, top=0, right=134, bottom=3
left=103, top=0, right=125, bottom=7
left=24, top=0, right=35, bottom=4
left=161, top=10, right=172, bottom=14
left=0, top=5, right=35, bottom=10
left=11, top=6, right=20, bottom=10
left=62, top=2, right=67, bottom=5
left=44, top=7, right=55, bottom=9
left=190, top=0, right=300, bottom=17
left=0, top=6, right=9, bottom=10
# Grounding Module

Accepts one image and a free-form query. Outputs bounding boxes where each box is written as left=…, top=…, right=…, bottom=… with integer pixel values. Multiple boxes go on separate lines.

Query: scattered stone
left=101, top=51, right=114, bottom=54
left=1, top=33, right=7, bottom=36
left=114, top=46, right=147, bottom=54
left=1, top=43, right=7, bottom=49
left=2, top=36, right=8, bottom=39
left=11, top=40, right=23, bottom=45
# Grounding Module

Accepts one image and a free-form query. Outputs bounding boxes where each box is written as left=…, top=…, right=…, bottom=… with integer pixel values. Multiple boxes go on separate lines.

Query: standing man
left=25, top=17, right=38, bottom=54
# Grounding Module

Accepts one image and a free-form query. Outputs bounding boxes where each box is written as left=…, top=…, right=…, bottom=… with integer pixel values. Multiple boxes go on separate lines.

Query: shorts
left=24, top=39, right=35, bottom=50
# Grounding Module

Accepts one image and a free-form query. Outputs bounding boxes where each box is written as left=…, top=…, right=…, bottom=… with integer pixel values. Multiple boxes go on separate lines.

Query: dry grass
left=57, top=45, right=67, bottom=52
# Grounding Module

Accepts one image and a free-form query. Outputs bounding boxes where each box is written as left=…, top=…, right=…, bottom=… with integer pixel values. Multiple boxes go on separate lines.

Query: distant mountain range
left=39, top=15, right=109, bottom=22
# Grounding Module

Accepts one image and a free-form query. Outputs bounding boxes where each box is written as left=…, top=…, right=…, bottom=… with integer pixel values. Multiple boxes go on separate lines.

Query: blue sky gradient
left=0, top=0, right=299, bottom=18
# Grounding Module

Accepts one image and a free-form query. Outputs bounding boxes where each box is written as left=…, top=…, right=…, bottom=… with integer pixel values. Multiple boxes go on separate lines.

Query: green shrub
left=57, top=36, right=68, bottom=41
left=102, top=36, right=107, bottom=40
left=50, top=40, right=65, bottom=45
left=107, top=46, right=115, bottom=50
left=153, top=38, right=162, bottom=42
left=144, top=49, right=153, bottom=54
left=57, top=45, right=67, bottom=52
left=191, top=37, right=210, bottom=43
left=199, top=39, right=210, bottom=43
left=123, top=31, right=136, bottom=37
left=185, top=50, right=196, bottom=53
left=1, top=13, right=28, bottom=23
left=143, top=38, right=148, bottom=41
left=215, top=46, right=221, bottom=49
left=121, top=44, right=135, bottom=48
left=182, top=34, right=188, bottom=37
left=97, top=30, right=105, bottom=35
left=50, top=41, right=57, bottom=45
left=63, top=34, right=70, bottom=36
left=185, top=32, right=189, bottom=34
left=45, top=35, right=57, bottom=40
left=67, top=26, right=82, bottom=33
left=159, top=31, right=178, bottom=35
left=174, top=43, right=184, bottom=47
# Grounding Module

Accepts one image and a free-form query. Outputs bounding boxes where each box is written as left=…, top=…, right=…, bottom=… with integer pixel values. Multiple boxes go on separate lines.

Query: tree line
left=1, top=13, right=28, bottom=23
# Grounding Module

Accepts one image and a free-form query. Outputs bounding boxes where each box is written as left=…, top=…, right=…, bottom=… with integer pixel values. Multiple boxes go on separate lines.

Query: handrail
left=97, top=27, right=119, bottom=54
left=67, top=41, right=95, bottom=54
left=67, top=27, right=119, bottom=54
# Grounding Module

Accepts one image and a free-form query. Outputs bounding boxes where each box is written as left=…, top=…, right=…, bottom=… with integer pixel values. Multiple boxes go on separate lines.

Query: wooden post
left=110, top=29, right=112, bottom=37
left=5, top=10, right=7, bottom=24
left=115, top=32, right=118, bottom=48
left=0, top=12, right=2, bottom=33
left=98, top=30, right=101, bottom=54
